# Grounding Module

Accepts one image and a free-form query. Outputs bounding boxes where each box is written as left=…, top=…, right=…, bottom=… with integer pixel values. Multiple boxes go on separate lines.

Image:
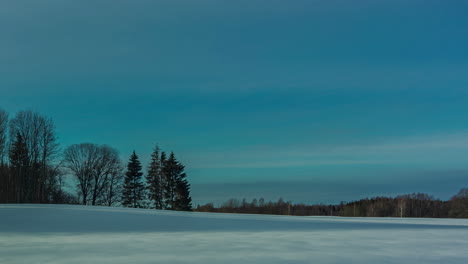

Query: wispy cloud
left=188, top=132, right=468, bottom=169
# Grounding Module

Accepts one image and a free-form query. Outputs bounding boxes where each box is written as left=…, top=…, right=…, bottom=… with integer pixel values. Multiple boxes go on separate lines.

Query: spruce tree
left=163, top=152, right=192, bottom=211
left=146, top=146, right=164, bottom=209
left=163, top=152, right=176, bottom=209
left=175, top=175, right=192, bottom=211
left=160, top=151, right=167, bottom=208
left=122, top=151, right=145, bottom=208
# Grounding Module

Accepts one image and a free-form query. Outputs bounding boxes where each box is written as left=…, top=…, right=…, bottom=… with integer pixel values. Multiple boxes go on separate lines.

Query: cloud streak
left=188, top=132, right=468, bottom=169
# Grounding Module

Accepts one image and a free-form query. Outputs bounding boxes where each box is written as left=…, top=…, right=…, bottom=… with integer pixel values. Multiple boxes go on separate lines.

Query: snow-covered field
left=1, top=205, right=468, bottom=263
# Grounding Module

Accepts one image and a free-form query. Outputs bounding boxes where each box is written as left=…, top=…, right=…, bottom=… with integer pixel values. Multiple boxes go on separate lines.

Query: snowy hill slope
left=1, top=204, right=468, bottom=263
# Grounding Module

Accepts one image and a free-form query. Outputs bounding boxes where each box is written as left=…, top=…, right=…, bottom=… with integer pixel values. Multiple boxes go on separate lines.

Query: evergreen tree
left=160, top=151, right=167, bottom=208
left=163, top=152, right=192, bottom=211
left=122, top=151, right=145, bottom=208
left=9, top=133, right=29, bottom=169
left=163, top=152, right=176, bottom=209
left=175, top=174, right=192, bottom=211
left=146, top=146, right=164, bottom=209
left=9, top=132, right=29, bottom=202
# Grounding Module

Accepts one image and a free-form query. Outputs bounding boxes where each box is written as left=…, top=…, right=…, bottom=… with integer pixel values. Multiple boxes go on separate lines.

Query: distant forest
left=0, top=109, right=192, bottom=211
left=195, top=190, right=468, bottom=218
left=1, top=108, right=467, bottom=218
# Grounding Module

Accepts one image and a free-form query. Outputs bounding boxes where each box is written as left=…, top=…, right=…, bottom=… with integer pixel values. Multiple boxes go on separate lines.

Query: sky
left=1, top=0, right=468, bottom=205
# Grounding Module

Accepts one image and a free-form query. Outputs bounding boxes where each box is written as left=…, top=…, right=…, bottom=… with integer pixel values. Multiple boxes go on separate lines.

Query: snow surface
left=1, top=204, right=468, bottom=264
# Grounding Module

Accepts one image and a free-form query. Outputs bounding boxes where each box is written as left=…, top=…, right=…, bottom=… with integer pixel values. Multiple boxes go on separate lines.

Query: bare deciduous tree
left=63, top=143, right=121, bottom=205
left=101, top=163, right=124, bottom=206
left=397, top=198, right=406, bottom=218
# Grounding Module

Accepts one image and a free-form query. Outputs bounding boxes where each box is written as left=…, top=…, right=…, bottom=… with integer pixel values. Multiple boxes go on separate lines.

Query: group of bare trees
left=449, top=188, right=468, bottom=218
left=0, top=108, right=124, bottom=206
left=196, top=190, right=468, bottom=218
left=62, top=143, right=123, bottom=206
left=0, top=109, right=66, bottom=203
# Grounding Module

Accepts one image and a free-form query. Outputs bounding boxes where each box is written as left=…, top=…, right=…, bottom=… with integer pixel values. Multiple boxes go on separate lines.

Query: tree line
left=0, top=108, right=192, bottom=211
left=195, top=189, right=468, bottom=218
left=0, top=110, right=62, bottom=203
left=1, top=108, right=467, bottom=218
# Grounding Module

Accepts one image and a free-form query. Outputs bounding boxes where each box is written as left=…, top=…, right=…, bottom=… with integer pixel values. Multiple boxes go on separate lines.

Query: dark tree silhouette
left=196, top=193, right=457, bottom=218
left=0, top=110, right=65, bottom=204
left=175, top=173, right=192, bottom=211
left=9, top=132, right=29, bottom=202
left=8, top=110, right=59, bottom=203
left=101, top=163, right=124, bottom=206
left=122, top=151, right=145, bottom=208
left=163, top=152, right=192, bottom=211
left=162, top=152, right=176, bottom=209
left=0, top=108, right=8, bottom=165
left=63, top=143, right=121, bottom=205
left=160, top=151, right=167, bottom=207
left=1, top=107, right=467, bottom=219
left=146, top=145, right=164, bottom=209
left=449, top=188, right=468, bottom=218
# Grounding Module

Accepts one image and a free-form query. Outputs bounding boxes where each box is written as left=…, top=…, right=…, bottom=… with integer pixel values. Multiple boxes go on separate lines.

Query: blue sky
left=1, top=0, right=468, bottom=205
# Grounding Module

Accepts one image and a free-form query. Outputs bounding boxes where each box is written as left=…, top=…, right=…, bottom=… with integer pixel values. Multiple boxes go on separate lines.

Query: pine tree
left=163, top=152, right=192, bottom=211
left=122, top=151, right=145, bottom=208
left=146, top=146, right=164, bottom=209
